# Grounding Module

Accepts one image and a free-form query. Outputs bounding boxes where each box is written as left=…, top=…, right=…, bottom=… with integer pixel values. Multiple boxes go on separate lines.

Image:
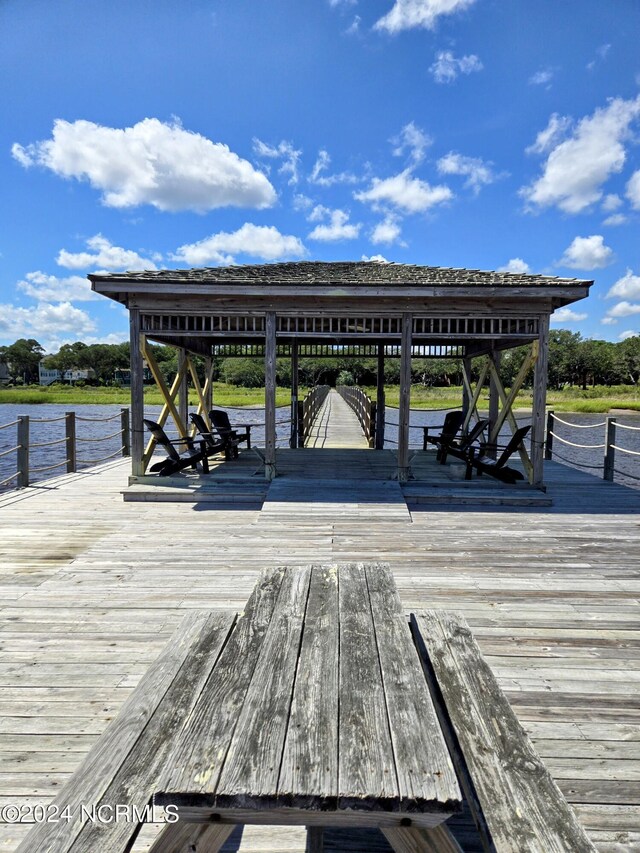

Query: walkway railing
left=0, top=409, right=131, bottom=490
left=545, top=410, right=640, bottom=483
left=296, top=386, right=330, bottom=447
left=336, top=385, right=376, bottom=447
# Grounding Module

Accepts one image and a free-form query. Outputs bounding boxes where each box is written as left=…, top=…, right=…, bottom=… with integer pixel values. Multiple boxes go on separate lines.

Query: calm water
left=0, top=403, right=638, bottom=492
left=0, top=404, right=292, bottom=492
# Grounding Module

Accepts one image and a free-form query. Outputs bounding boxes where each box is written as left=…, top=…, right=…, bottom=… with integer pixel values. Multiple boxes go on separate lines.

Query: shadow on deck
left=122, top=448, right=640, bottom=515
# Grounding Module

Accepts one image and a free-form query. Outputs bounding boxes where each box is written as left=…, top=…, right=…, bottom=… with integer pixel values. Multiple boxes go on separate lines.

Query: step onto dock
left=123, top=476, right=267, bottom=507
left=402, top=483, right=553, bottom=508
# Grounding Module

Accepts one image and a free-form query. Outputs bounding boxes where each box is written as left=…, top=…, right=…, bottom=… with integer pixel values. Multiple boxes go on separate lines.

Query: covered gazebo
left=90, top=261, right=592, bottom=487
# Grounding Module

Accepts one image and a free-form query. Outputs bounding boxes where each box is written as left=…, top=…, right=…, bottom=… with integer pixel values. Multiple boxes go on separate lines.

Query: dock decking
left=0, top=401, right=639, bottom=850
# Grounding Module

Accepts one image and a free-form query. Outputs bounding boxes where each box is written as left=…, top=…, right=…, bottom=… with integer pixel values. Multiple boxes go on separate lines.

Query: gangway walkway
left=305, top=388, right=369, bottom=448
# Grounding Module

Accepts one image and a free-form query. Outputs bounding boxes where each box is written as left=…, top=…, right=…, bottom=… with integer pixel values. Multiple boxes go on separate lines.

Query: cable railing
left=0, top=409, right=131, bottom=490
left=545, top=410, right=640, bottom=483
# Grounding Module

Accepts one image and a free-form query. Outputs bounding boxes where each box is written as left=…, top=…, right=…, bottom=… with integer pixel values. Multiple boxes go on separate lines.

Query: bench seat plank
left=411, top=610, right=597, bottom=853
left=16, top=610, right=236, bottom=853
left=365, top=565, right=460, bottom=812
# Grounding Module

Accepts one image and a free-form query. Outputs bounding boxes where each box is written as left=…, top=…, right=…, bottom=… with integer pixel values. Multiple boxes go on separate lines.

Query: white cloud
left=172, top=223, right=306, bottom=265
left=497, top=258, right=531, bottom=274
left=345, top=15, right=361, bottom=34
left=603, top=213, right=628, bottom=227
left=525, top=113, right=573, bottom=156
left=626, top=170, right=640, bottom=209
left=391, top=122, right=431, bottom=165
left=56, top=234, right=157, bottom=271
left=309, top=150, right=358, bottom=186
left=437, top=151, right=497, bottom=193
left=370, top=215, right=403, bottom=245
left=12, top=118, right=276, bottom=212
left=601, top=316, right=617, bottom=325
left=252, top=138, right=302, bottom=185
left=559, top=235, right=614, bottom=270
left=602, top=193, right=622, bottom=212
left=605, top=301, right=640, bottom=319
left=551, top=307, right=588, bottom=324
left=307, top=207, right=360, bottom=241
left=355, top=169, right=453, bottom=214
left=521, top=95, right=640, bottom=213
left=618, top=330, right=639, bottom=341
left=328, top=0, right=356, bottom=5
left=429, top=50, right=483, bottom=83
left=587, top=43, right=611, bottom=70
left=17, top=271, right=99, bottom=303
left=0, top=302, right=97, bottom=344
left=529, top=68, right=554, bottom=86
left=362, top=254, right=390, bottom=263
left=607, top=270, right=640, bottom=300
left=375, top=0, right=477, bottom=34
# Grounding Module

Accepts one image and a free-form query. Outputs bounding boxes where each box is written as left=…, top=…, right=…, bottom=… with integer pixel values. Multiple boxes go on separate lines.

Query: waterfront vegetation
left=1, top=382, right=639, bottom=413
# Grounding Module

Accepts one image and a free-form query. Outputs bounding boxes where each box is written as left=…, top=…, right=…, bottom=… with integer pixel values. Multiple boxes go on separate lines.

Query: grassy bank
left=1, top=383, right=639, bottom=413
left=0, top=384, right=294, bottom=408
left=367, top=385, right=640, bottom=413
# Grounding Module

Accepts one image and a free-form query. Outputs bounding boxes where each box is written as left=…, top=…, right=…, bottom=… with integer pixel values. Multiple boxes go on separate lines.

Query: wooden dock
left=1, top=401, right=639, bottom=850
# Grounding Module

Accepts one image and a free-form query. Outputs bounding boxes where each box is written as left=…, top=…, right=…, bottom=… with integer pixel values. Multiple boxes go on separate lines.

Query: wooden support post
left=121, top=408, right=130, bottom=457
left=178, top=348, right=188, bottom=430
left=604, top=417, right=617, bottom=481
left=147, top=821, right=235, bottom=853
left=487, top=349, right=501, bottom=459
left=65, top=411, right=76, bottom=473
left=545, top=409, right=554, bottom=461
left=290, top=339, right=299, bottom=448
left=17, top=416, right=29, bottom=489
left=129, top=308, right=145, bottom=477
left=397, top=313, right=412, bottom=482
left=461, top=357, right=471, bottom=421
left=376, top=343, right=386, bottom=450
left=531, top=314, right=550, bottom=488
left=383, top=824, right=464, bottom=853
left=265, top=311, right=277, bottom=479
left=204, top=357, right=213, bottom=415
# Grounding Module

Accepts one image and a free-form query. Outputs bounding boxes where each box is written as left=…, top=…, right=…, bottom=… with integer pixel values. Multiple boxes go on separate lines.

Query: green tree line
left=1, top=330, right=639, bottom=389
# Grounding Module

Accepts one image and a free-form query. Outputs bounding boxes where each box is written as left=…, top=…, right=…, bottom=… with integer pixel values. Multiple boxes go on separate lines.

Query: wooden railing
left=1, top=409, right=130, bottom=490
left=336, top=385, right=377, bottom=447
left=295, top=385, right=330, bottom=447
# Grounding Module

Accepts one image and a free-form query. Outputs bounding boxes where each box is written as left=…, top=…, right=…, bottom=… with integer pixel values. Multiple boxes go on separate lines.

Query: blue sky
left=1, top=0, right=640, bottom=352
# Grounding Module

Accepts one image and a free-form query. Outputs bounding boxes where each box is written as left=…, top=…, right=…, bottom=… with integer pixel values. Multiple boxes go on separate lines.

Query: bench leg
left=382, top=824, right=464, bottom=853
left=306, top=826, right=324, bottom=852
left=147, top=821, right=235, bottom=853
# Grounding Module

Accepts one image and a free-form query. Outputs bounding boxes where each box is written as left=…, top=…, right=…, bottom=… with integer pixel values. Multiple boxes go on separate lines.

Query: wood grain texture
left=337, top=563, right=398, bottom=808
left=15, top=611, right=234, bottom=853
left=365, top=564, right=460, bottom=813
left=278, top=565, right=339, bottom=807
left=412, top=610, right=597, bottom=852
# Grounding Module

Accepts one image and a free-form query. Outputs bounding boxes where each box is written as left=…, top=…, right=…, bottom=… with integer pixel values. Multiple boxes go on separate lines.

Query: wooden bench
left=16, top=565, right=597, bottom=853
left=411, top=610, right=596, bottom=853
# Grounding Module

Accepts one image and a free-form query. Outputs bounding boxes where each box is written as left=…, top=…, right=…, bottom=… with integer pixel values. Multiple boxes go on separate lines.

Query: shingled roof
left=90, top=260, right=592, bottom=289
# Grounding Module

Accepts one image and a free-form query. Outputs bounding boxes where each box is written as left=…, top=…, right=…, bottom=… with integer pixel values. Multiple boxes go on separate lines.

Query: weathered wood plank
left=338, top=563, right=398, bottom=809
left=364, top=563, right=460, bottom=812
left=157, top=567, right=288, bottom=802
left=412, top=610, right=597, bottom=852
left=278, top=564, right=339, bottom=806
left=15, top=610, right=234, bottom=853
left=214, top=565, right=311, bottom=805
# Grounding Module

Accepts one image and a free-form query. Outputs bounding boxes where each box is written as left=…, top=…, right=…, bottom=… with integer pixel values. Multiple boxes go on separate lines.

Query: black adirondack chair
left=422, top=410, right=465, bottom=453
left=209, top=410, right=252, bottom=451
left=466, top=425, right=531, bottom=483
left=190, top=412, right=239, bottom=461
left=439, top=418, right=490, bottom=465
left=143, top=419, right=210, bottom=476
